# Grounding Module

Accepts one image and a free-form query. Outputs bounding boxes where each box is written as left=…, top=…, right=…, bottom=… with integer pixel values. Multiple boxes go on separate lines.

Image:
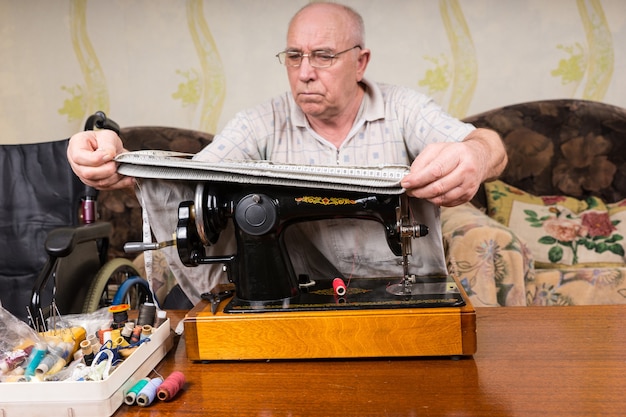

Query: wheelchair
left=0, top=111, right=153, bottom=331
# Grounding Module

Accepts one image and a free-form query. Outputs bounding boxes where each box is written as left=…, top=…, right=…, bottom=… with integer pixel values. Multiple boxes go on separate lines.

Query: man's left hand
left=400, top=128, right=507, bottom=207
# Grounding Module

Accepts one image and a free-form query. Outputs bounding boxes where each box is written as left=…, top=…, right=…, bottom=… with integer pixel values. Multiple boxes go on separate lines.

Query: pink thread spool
left=157, top=371, right=186, bottom=401
left=333, top=277, right=347, bottom=296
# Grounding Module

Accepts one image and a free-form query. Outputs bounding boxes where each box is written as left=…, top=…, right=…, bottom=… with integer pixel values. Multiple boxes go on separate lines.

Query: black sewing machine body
left=176, top=182, right=464, bottom=313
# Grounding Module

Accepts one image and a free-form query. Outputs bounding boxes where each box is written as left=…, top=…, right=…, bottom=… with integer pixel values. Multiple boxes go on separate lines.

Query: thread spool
left=137, top=302, right=157, bottom=327
left=154, top=310, right=167, bottom=328
left=136, top=377, right=163, bottom=407
left=35, top=353, right=58, bottom=376
left=125, top=378, right=150, bottom=405
left=130, top=325, right=143, bottom=344
left=109, top=329, right=121, bottom=347
left=24, top=344, right=47, bottom=377
left=121, top=322, right=135, bottom=342
left=157, top=371, right=186, bottom=401
left=44, top=355, right=67, bottom=376
left=114, top=336, right=130, bottom=348
left=140, top=325, right=153, bottom=341
left=87, top=334, right=101, bottom=352
left=97, top=328, right=113, bottom=345
left=333, top=277, right=347, bottom=296
left=81, top=339, right=95, bottom=366
left=109, top=304, right=130, bottom=329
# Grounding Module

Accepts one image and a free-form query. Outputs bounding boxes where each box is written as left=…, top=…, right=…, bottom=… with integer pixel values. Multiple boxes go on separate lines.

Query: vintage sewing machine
left=176, top=182, right=476, bottom=360
left=116, top=153, right=476, bottom=360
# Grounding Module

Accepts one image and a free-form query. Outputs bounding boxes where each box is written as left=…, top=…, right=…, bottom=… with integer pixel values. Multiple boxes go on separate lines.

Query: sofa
left=442, top=99, right=626, bottom=306
left=99, top=99, right=626, bottom=308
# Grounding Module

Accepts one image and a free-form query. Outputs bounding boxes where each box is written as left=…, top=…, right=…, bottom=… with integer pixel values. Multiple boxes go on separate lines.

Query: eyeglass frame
left=275, top=45, right=362, bottom=68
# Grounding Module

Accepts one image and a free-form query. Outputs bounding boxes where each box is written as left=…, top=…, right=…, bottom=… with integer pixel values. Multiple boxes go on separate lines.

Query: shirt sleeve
left=193, top=112, right=262, bottom=162
left=384, top=85, right=475, bottom=158
left=193, top=96, right=289, bottom=163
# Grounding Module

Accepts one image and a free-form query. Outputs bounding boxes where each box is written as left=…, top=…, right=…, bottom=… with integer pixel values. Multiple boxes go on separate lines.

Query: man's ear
left=356, top=48, right=371, bottom=80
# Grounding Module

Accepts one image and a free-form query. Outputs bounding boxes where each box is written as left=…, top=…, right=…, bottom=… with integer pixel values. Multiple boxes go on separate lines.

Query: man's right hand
left=67, top=129, right=135, bottom=190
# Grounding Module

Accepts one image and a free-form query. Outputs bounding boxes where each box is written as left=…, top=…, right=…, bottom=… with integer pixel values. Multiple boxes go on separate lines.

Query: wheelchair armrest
left=45, top=222, right=112, bottom=257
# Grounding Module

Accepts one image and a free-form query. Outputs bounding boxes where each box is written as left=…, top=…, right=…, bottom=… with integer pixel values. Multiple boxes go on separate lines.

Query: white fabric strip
left=115, top=150, right=409, bottom=195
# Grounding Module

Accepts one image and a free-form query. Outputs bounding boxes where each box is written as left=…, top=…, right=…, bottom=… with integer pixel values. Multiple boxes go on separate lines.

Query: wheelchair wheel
left=82, top=258, right=152, bottom=313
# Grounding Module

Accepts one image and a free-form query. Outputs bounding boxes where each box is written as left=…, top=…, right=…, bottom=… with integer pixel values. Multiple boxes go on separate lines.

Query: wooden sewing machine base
left=184, top=276, right=476, bottom=361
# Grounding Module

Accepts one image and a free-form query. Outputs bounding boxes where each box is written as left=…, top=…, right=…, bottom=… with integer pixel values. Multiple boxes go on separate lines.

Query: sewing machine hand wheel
left=176, top=183, right=229, bottom=266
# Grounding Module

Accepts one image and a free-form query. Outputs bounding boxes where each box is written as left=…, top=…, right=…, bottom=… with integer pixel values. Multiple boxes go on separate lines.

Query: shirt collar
left=290, top=78, right=385, bottom=127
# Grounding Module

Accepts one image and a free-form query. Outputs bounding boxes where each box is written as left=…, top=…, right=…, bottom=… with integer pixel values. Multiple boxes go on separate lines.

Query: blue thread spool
left=24, top=344, right=47, bottom=377
left=125, top=378, right=150, bottom=405
left=136, top=377, right=163, bottom=407
left=35, top=353, right=58, bottom=376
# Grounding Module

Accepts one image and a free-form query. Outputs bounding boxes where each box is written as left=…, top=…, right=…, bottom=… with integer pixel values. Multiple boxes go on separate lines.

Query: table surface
left=114, top=305, right=626, bottom=417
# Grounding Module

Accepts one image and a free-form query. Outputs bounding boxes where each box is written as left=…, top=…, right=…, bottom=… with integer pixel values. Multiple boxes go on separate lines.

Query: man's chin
left=297, top=102, right=324, bottom=116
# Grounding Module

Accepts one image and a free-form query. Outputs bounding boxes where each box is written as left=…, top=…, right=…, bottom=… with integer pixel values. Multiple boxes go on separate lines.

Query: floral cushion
left=441, top=203, right=533, bottom=307
left=528, top=267, right=626, bottom=305
left=441, top=201, right=626, bottom=306
left=484, top=180, right=626, bottom=269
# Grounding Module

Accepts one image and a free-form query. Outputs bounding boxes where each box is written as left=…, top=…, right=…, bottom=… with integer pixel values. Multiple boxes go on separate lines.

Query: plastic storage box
left=0, top=318, right=173, bottom=417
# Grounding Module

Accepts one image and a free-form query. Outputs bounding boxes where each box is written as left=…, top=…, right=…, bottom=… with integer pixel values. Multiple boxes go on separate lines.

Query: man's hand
left=67, top=129, right=135, bottom=190
left=401, top=128, right=507, bottom=207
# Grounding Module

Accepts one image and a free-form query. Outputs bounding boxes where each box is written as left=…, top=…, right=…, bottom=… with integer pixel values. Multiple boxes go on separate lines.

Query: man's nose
left=297, top=57, right=317, bottom=80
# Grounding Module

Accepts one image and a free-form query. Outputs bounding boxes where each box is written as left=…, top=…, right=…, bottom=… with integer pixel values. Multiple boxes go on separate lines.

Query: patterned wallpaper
left=0, top=0, right=624, bottom=144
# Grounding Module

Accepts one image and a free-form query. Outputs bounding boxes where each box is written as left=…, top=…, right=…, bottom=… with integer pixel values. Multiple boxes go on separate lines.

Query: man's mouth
left=298, top=91, right=322, bottom=99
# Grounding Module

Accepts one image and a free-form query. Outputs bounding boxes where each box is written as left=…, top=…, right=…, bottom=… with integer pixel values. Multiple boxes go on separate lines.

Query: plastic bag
left=0, top=305, right=42, bottom=380
left=45, top=306, right=112, bottom=341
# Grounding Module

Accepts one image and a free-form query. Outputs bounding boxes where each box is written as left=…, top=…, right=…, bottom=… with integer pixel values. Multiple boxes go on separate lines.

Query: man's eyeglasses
left=275, top=45, right=362, bottom=68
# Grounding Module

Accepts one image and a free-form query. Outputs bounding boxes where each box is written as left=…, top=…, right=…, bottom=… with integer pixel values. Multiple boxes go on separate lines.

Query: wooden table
left=114, top=305, right=626, bottom=416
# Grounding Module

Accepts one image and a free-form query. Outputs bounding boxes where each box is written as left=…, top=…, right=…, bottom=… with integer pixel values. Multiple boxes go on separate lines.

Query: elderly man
left=67, top=2, right=506, bottom=305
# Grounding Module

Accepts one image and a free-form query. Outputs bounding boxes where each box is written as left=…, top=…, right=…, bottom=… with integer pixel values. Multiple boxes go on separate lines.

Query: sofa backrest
left=463, top=99, right=626, bottom=208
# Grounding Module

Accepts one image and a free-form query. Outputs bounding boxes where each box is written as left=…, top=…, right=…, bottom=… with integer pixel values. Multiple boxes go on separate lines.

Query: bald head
left=288, top=2, right=365, bottom=48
